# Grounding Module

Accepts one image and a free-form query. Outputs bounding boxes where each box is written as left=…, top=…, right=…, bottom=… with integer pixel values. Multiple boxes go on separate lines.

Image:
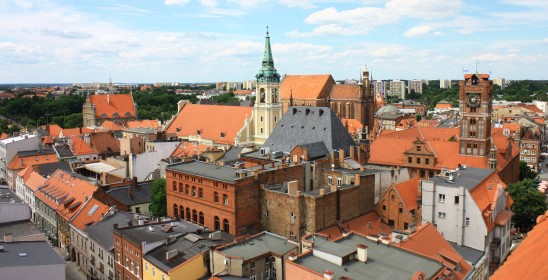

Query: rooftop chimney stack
left=324, top=269, right=335, bottom=280
left=4, top=234, right=13, bottom=243
left=357, top=244, right=368, bottom=263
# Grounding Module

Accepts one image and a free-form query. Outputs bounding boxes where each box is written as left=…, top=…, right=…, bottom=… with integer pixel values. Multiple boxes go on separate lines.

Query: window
left=223, top=194, right=229, bottom=206
left=417, top=146, right=421, bottom=152
left=416, top=158, right=421, bottom=164
left=466, top=217, right=470, bottom=226
left=152, top=268, right=156, bottom=277
left=186, top=208, right=191, bottom=221
left=454, top=196, right=460, bottom=205
left=192, top=186, right=196, bottom=196
left=185, top=185, right=190, bottom=194
left=172, top=181, right=177, bottom=191
left=199, top=212, right=204, bottom=225
left=438, top=212, right=446, bottom=219
left=145, top=262, right=148, bottom=271
left=192, top=210, right=197, bottom=223
left=223, top=219, right=230, bottom=233
left=425, top=158, right=430, bottom=165
left=178, top=183, right=183, bottom=192
left=327, top=176, right=332, bottom=185
left=214, top=216, right=220, bottom=230
left=408, top=157, right=412, bottom=164
left=439, top=194, right=445, bottom=203
left=198, top=188, right=203, bottom=198
left=249, top=274, right=256, bottom=280
left=337, top=178, right=342, bottom=186
left=136, top=264, right=140, bottom=276
left=214, top=192, right=219, bottom=203
left=290, top=212, right=295, bottom=224
left=399, top=207, right=403, bottom=213
left=162, top=274, right=166, bottom=280
left=382, top=204, right=386, bottom=211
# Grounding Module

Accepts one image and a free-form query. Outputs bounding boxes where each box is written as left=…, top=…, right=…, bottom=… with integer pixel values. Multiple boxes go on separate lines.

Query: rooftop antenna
left=475, top=62, right=479, bottom=74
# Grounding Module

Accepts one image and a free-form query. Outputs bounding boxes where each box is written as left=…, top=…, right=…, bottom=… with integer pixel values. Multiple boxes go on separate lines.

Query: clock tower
left=252, top=27, right=282, bottom=145
left=459, top=73, right=493, bottom=156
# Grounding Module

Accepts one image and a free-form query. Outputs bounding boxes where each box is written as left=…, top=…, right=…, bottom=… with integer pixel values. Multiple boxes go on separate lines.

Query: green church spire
left=256, top=26, right=281, bottom=83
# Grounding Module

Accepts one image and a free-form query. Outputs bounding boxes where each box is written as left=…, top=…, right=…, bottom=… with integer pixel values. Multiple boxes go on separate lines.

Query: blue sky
left=0, top=0, right=546, bottom=83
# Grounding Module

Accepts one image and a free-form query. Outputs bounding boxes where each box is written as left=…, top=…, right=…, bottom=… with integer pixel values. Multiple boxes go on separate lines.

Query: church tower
left=459, top=72, right=493, bottom=156
left=252, top=27, right=283, bottom=145
left=359, top=66, right=375, bottom=137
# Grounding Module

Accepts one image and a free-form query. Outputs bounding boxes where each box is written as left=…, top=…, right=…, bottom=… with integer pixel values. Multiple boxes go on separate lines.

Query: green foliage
left=132, top=88, right=198, bottom=121
left=150, top=178, right=167, bottom=217
left=519, top=161, right=537, bottom=181
left=508, top=179, right=547, bottom=231
left=418, top=82, right=460, bottom=111
left=213, top=92, right=240, bottom=104
left=387, top=95, right=402, bottom=104
left=500, top=80, right=548, bottom=102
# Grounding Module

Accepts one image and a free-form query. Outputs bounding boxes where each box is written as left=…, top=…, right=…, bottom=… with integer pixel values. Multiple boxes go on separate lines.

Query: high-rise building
left=493, top=78, right=506, bottom=90
left=388, top=80, right=406, bottom=100
left=440, top=79, right=452, bottom=89
left=408, top=80, right=423, bottom=95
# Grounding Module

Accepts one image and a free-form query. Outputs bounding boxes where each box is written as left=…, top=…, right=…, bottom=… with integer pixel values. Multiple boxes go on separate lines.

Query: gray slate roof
left=86, top=211, right=136, bottom=251
left=296, top=141, right=329, bottom=160
left=262, top=106, right=356, bottom=154
left=217, top=232, right=297, bottom=261
left=449, top=242, right=485, bottom=265
left=0, top=241, right=65, bottom=267
left=17, top=148, right=56, bottom=157
left=106, top=182, right=153, bottom=206
left=430, top=167, right=495, bottom=190
left=145, top=231, right=233, bottom=273
left=295, top=234, right=443, bottom=280
left=33, top=161, right=72, bottom=178
left=166, top=161, right=239, bottom=183
left=53, top=144, right=75, bottom=158
left=114, top=220, right=200, bottom=247
left=0, top=220, right=42, bottom=242
left=0, top=187, right=22, bottom=203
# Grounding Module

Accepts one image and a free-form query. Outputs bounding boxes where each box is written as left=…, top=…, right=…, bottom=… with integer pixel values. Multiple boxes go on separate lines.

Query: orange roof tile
left=89, top=132, right=120, bottom=154
left=34, top=170, right=98, bottom=221
left=491, top=212, right=548, bottom=280
left=60, top=127, right=84, bottom=137
left=494, top=209, right=513, bottom=226
left=234, top=90, right=252, bottom=95
left=280, top=75, right=334, bottom=100
left=319, top=212, right=391, bottom=240
left=519, top=104, right=543, bottom=114
left=435, top=101, right=453, bottom=109
left=171, top=141, right=210, bottom=158
left=71, top=136, right=96, bottom=155
left=395, top=177, right=421, bottom=211
left=126, top=119, right=160, bottom=129
left=395, top=224, right=472, bottom=280
left=166, top=104, right=251, bottom=145
left=502, top=123, right=520, bottom=133
left=375, top=92, right=386, bottom=111
left=24, top=171, right=47, bottom=192
left=70, top=198, right=109, bottom=231
left=341, top=118, right=363, bottom=135
left=47, top=124, right=63, bottom=137
left=329, top=84, right=359, bottom=100
left=89, top=94, right=136, bottom=119
left=8, top=152, right=58, bottom=170
left=100, top=120, right=124, bottom=131
left=464, top=73, right=489, bottom=79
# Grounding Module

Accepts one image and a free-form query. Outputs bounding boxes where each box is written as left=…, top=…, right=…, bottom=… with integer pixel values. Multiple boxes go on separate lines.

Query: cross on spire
left=266, top=25, right=269, bottom=36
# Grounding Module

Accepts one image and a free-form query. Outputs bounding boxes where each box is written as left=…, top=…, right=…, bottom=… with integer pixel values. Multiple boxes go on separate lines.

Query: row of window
left=521, top=156, right=537, bottom=163
left=172, top=204, right=230, bottom=232
left=407, top=157, right=430, bottom=165
left=172, top=182, right=230, bottom=205
left=438, top=194, right=460, bottom=204
left=437, top=212, right=471, bottom=226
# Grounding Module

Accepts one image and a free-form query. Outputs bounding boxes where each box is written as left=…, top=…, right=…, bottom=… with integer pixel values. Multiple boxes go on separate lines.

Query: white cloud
left=227, top=0, right=267, bottom=8
left=278, top=0, right=316, bottom=9
left=404, top=25, right=432, bottom=37
left=40, top=29, right=92, bottom=39
left=385, top=0, right=462, bottom=20
left=164, top=0, right=191, bottom=6
left=199, top=0, right=218, bottom=7
left=543, top=38, right=548, bottom=44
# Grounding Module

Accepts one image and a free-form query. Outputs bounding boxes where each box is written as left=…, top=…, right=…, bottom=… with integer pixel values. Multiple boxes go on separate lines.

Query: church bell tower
left=252, top=27, right=283, bottom=145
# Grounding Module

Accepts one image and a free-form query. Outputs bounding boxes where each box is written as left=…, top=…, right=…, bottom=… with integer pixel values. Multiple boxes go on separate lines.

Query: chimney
left=357, top=146, right=362, bottom=161
left=357, top=244, right=368, bottom=263
left=138, top=219, right=144, bottom=226
left=4, top=233, right=13, bottom=243
left=287, top=180, right=298, bottom=195
left=339, top=149, right=345, bottom=164
left=330, top=150, right=335, bottom=165
left=354, top=174, right=361, bottom=186
left=349, top=146, right=355, bottom=160
left=324, top=269, right=335, bottom=280
left=319, top=188, right=325, bottom=196
left=330, top=184, right=338, bottom=193
left=128, top=187, right=133, bottom=199
left=165, top=249, right=178, bottom=260
left=288, top=252, right=298, bottom=261
left=107, top=94, right=110, bottom=104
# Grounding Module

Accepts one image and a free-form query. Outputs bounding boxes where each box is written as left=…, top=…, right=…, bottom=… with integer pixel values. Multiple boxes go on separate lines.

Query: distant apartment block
left=493, top=78, right=506, bottom=90
left=440, top=79, right=452, bottom=89
left=388, top=80, right=406, bottom=99
left=373, top=80, right=384, bottom=97
left=408, top=80, right=423, bottom=94
left=242, top=80, right=257, bottom=90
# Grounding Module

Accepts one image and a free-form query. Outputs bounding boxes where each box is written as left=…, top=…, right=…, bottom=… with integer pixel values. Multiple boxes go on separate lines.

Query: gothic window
left=223, top=219, right=230, bottom=233
left=186, top=208, right=191, bottom=221
left=179, top=205, right=184, bottom=219
left=214, top=216, right=220, bottom=230
left=173, top=204, right=178, bottom=217
left=192, top=210, right=197, bottom=223
left=199, top=212, right=204, bottom=225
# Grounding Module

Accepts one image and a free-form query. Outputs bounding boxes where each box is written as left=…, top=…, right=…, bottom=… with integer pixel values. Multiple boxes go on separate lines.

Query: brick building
left=166, top=160, right=303, bottom=236
left=375, top=177, right=422, bottom=231
left=82, top=94, right=137, bottom=127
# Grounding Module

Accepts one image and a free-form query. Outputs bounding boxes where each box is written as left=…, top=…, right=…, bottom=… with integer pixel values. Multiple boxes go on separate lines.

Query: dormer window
left=220, top=132, right=226, bottom=138
left=416, top=146, right=421, bottom=152
left=197, top=129, right=202, bottom=135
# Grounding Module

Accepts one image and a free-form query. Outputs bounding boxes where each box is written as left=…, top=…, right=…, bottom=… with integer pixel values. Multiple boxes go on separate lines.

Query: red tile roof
left=464, top=73, right=489, bottom=79
left=435, top=102, right=453, bottom=109
left=70, top=198, right=109, bottom=231
left=341, top=118, right=363, bottom=135
left=89, top=132, right=120, bottom=154
left=47, top=124, right=63, bottom=137
left=60, top=127, right=94, bottom=138
left=329, top=84, right=359, bottom=100
left=166, top=104, right=251, bottom=145
left=491, top=211, right=548, bottom=280
left=8, top=152, right=58, bottom=170
left=89, top=94, right=136, bottom=119
left=71, top=136, right=96, bottom=155
left=34, top=169, right=98, bottom=221
left=319, top=212, right=391, bottom=240
left=0, top=133, right=8, bottom=140
left=519, top=104, right=543, bottom=114
left=126, top=120, right=160, bottom=129
left=171, top=141, right=210, bottom=158
left=395, top=224, right=472, bottom=280
left=280, top=75, right=334, bottom=100
left=24, top=171, right=47, bottom=192
left=100, top=120, right=124, bottom=131
left=395, top=177, right=421, bottom=211
left=494, top=209, right=513, bottom=226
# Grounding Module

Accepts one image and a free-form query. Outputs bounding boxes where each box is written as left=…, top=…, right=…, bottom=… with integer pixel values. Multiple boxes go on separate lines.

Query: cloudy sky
left=0, top=0, right=546, bottom=83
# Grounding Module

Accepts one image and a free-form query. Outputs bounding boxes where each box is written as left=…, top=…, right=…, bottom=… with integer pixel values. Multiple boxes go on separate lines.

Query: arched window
left=192, top=210, right=197, bottom=223
left=186, top=208, right=191, bottom=221
left=223, top=219, right=230, bottom=233
left=214, top=216, right=220, bottom=230
left=192, top=186, right=196, bottom=197
left=199, top=212, right=204, bottom=225
left=173, top=204, right=178, bottom=217
left=179, top=205, right=184, bottom=220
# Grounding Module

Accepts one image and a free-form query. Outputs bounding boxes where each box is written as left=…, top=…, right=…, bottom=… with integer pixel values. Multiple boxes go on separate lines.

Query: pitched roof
left=293, top=141, right=330, bottom=160
left=7, top=149, right=58, bottom=170
left=262, top=106, right=356, bottom=153
left=71, top=198, right=109, bottom=231
left=89, top=94, right=136, bottom=119
left=435, top=101, right=453, bottom=109
left=319, top=212, right=391, bottom=240
left=166, top=104, right=251, bottom=145
left=491, top=211, right=548, bottom=280
left=518, top=104, right=543, bottom=114
left=126, top=120, right=160, bottom=129
left=89, top=132, right=120, bottom=154
left=170, top=141, right=210, bottom=158
left=0, top=133, right=9, bottom=140
left=329, top=84, right=360, bottom=100
left=100, top=120, right=124, bottom=131
left=106, top=182, right=153, bottom=206
left=71, top=136, right=97, bottom=155
left=34, top=169, right=97, bottom=221
left=86, top=211, right=136, bottom=250
left=46, top=124, right=63, bottom=137
left=60, top=127, right=93, bottom=138
left=395, top=177, right=421, bottom=211
left=341, top=118, right=363, bottom=135
left=32, top=161, right=72, bottom=178
left=395, top=224, right=472, bottom=280
left=280, top=75, right=334, bottom=100
left=23, top=171, right=47, bottom=192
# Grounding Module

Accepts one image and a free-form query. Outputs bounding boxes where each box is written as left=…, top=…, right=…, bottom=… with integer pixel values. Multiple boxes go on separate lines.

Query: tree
left=150, top=178, right=167, bottom=217
left=507, top=179, right=547, bottom=231
left=519, top=161, right=537, bottom=181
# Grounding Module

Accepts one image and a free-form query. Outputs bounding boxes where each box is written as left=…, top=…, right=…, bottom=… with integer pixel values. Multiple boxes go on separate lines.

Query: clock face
left=466, top=93, right=481, bottom=107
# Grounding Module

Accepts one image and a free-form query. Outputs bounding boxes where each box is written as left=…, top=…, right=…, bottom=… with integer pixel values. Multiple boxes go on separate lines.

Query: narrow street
left=51, top=245, right=87, bottom=280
